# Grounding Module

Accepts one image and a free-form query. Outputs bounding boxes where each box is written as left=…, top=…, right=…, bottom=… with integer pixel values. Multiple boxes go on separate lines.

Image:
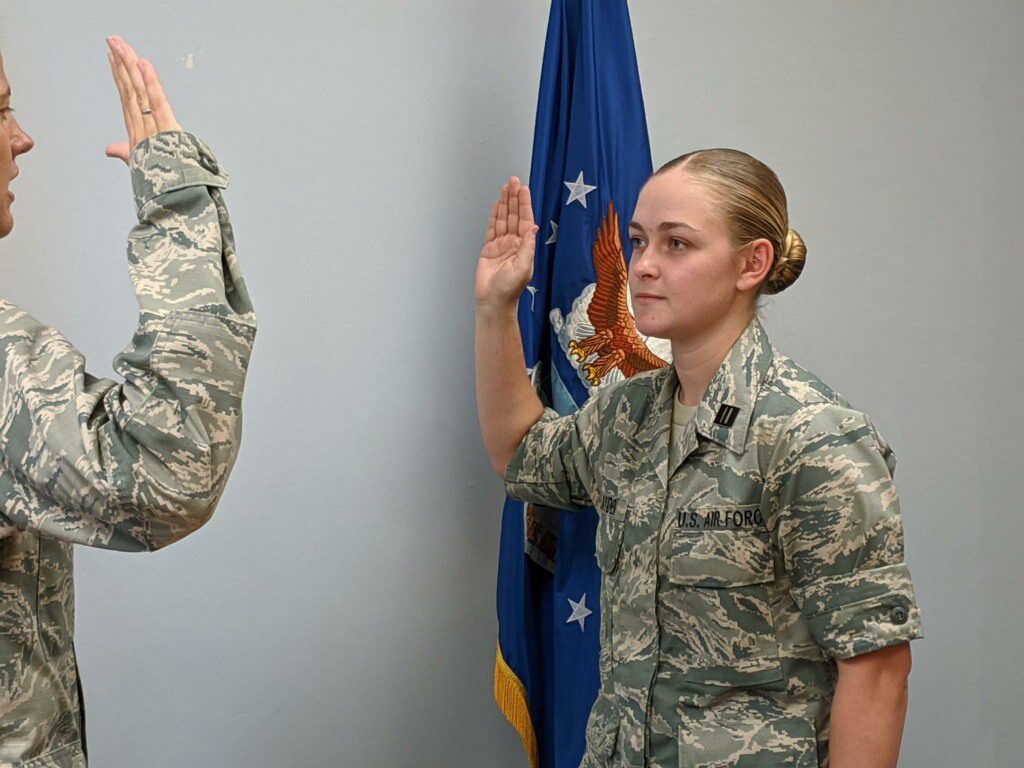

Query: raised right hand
left=475, top=176, right=540, bottom=308
left=104, top=35, right=182, bottom=164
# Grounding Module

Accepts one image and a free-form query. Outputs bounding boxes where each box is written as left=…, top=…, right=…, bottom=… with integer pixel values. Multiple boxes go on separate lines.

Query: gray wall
left=1, top=1, right=1021, bottom=765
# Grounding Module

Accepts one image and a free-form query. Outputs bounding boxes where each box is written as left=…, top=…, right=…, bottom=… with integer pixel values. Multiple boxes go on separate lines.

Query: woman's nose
left=13, top=122, right=34, bottom=156
left=631, top=249, right=656, bottom=278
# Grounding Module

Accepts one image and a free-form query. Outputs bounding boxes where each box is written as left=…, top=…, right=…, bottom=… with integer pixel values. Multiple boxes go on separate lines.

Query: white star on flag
left=566, top=593, right=593, bottom=632
left=564, top=171, right=597, bottom=208
left=545, top=220, right=558, bottom=244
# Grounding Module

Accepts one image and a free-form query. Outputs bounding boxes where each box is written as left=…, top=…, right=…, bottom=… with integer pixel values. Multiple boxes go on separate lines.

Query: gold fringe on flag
left=494, top=640, right=539, bottom=768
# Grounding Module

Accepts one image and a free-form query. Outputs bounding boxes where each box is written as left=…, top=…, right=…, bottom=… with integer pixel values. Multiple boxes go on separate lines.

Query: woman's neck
left=670, top=312, right=755, bottom=406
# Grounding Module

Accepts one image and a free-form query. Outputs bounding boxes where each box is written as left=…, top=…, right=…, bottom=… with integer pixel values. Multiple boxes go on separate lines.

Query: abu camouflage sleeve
left=0, top=130, right=256, bottom=551
left=766, top=403, right=923, bottom=660
left=502, top=393, right=602, bottom=512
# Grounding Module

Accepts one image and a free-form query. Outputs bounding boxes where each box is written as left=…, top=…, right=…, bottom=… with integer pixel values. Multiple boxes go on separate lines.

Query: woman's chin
left=634, top=319, right=666, bottom=339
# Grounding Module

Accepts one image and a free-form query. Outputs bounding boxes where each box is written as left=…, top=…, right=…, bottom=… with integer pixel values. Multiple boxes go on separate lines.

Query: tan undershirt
left=669, top=384, right=699, bottom=470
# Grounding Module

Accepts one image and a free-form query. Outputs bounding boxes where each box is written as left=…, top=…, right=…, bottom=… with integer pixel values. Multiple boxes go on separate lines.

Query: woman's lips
left=634, top=293, right=664, bottom=303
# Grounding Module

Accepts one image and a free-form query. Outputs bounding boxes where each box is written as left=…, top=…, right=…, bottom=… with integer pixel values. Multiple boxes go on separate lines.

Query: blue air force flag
left=494, top=2, right=666, bottom=767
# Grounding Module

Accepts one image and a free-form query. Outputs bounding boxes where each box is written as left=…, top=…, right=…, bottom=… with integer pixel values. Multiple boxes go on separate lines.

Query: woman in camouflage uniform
left=0, top=37, right=256, bottom=766
left=476, top=154, right=921, bottom=767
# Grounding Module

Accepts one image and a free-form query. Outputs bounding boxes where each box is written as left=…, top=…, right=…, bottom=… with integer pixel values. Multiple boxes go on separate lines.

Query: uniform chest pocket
left=594, top=494, right=628, bottom=574
left=670, top=525, right=773, bottom=587
left=670, top=508, right=783, bottom=686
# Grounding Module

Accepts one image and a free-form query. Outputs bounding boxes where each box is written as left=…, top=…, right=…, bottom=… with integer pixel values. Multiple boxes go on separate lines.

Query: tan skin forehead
left=631, top=168, right=727, bottom=241
left=0, top=53, right=9, bottom=102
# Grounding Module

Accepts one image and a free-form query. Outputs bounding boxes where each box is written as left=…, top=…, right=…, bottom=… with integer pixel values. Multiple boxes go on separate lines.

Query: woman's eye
left=670, top=238, right=687, bottom=250
left=629, top=237, right=645, bottom=249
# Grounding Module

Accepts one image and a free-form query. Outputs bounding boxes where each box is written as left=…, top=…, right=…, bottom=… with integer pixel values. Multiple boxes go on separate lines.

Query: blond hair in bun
left=762, top=227, right=806, bottom=295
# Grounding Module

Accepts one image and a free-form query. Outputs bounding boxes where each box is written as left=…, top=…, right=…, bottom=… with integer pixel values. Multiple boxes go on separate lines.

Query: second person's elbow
left=134, top=444, right=242, bottom=552
left=138, top=486, right=223, bottom=551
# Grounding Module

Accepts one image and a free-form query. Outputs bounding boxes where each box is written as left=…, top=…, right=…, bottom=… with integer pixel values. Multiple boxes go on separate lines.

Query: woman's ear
left=737, top=238, right=774, bottom=292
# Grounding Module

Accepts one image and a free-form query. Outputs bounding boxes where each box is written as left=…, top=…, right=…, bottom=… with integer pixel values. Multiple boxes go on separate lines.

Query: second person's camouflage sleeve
left=765, top=402, right=923, bottom=659
left=0, top=130, right=257, bottom=551
left=502, top=392, right=603, bottom=511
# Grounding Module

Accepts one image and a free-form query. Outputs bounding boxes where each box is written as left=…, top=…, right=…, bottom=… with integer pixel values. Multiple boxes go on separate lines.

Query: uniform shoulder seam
left=767, top=401, right=874, bottom=476
left=763, top=354, right=849, bottom=411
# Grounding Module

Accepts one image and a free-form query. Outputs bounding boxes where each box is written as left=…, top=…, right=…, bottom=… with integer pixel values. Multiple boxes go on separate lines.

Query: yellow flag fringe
left=494, top=640, right=539, bottom=768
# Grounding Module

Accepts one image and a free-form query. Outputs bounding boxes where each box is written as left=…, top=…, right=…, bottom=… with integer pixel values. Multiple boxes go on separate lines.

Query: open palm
left=104, top=35, right=182, bottom=164
left=476, top=176, right=540, bottom=306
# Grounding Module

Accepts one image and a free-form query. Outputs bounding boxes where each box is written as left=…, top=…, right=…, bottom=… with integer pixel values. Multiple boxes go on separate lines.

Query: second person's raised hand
left=105, top=35, right=182, bottom=164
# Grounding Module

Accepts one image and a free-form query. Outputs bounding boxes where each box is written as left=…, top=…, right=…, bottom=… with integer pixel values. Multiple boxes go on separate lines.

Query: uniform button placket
left=641, top=490, right=669, bottom=764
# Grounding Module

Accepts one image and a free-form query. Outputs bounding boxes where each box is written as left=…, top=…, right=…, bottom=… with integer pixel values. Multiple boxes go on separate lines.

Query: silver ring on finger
left=140, top=107, right=153, bottom=115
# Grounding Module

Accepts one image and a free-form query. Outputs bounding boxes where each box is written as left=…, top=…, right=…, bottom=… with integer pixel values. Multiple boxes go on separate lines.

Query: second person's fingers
left=113, top=40, right=158, bottom=137
left=137, top=60, right=180, bottom=132
left=107, top=52, right=133, bottom=140
left=116, top=54, right=147, bottom=141
left=108, top=49, right=142, bottom=147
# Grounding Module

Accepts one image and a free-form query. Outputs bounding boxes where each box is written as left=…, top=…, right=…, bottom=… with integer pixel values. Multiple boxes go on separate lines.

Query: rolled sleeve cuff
left=790, top=562, right=923, bottom=660
left=129, top=130, right=229, bottom=213
left=501, top=408, right=588, bottom=511
left=502, top=408, right=558, bottom=485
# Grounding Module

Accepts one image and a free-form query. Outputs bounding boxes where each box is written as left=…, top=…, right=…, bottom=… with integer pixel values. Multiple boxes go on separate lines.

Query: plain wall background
left=1, top=1, right=1021, bottom=765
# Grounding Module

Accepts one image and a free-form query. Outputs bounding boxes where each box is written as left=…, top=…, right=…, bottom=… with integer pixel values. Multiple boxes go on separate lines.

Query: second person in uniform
left=0, top=36, right=256, bottom=766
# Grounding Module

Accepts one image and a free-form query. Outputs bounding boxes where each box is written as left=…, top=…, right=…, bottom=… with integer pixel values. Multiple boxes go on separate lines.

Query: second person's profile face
left=0, top=54, right=35, bottom=239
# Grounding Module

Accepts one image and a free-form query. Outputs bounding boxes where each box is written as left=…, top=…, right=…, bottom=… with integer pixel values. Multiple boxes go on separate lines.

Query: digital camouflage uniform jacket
left=0, top=131, right=256, bottom=767
left=503, top=316, right=922, bottom=768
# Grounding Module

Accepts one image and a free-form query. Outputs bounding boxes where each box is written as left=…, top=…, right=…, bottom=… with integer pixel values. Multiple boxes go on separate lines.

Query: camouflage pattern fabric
left=503, top=315, right=922, bottom=768
left=0, top=131, right=256, bottom=767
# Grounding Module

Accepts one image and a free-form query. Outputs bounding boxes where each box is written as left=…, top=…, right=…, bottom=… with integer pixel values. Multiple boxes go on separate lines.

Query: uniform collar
left=635, top=315, right=775, bottom=459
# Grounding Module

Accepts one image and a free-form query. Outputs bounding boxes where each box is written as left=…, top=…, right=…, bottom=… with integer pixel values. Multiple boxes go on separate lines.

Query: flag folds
left=494, top=2, right=655, bottom=766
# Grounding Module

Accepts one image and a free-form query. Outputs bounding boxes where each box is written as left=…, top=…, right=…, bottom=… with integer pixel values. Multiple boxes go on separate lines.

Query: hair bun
left=763, top=227, right=806, bottom=295
left=781, top=230, right=793, bottom=260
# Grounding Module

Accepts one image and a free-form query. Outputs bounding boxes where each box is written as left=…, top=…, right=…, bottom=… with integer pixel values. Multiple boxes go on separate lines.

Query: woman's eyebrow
left=658, top=221, right=700, bottom=232
left=628, top=221, right=701, bottom=232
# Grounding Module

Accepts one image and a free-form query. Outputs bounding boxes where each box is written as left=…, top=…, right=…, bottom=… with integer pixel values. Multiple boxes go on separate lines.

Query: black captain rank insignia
left=714, top=403, right=740, bottom=427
